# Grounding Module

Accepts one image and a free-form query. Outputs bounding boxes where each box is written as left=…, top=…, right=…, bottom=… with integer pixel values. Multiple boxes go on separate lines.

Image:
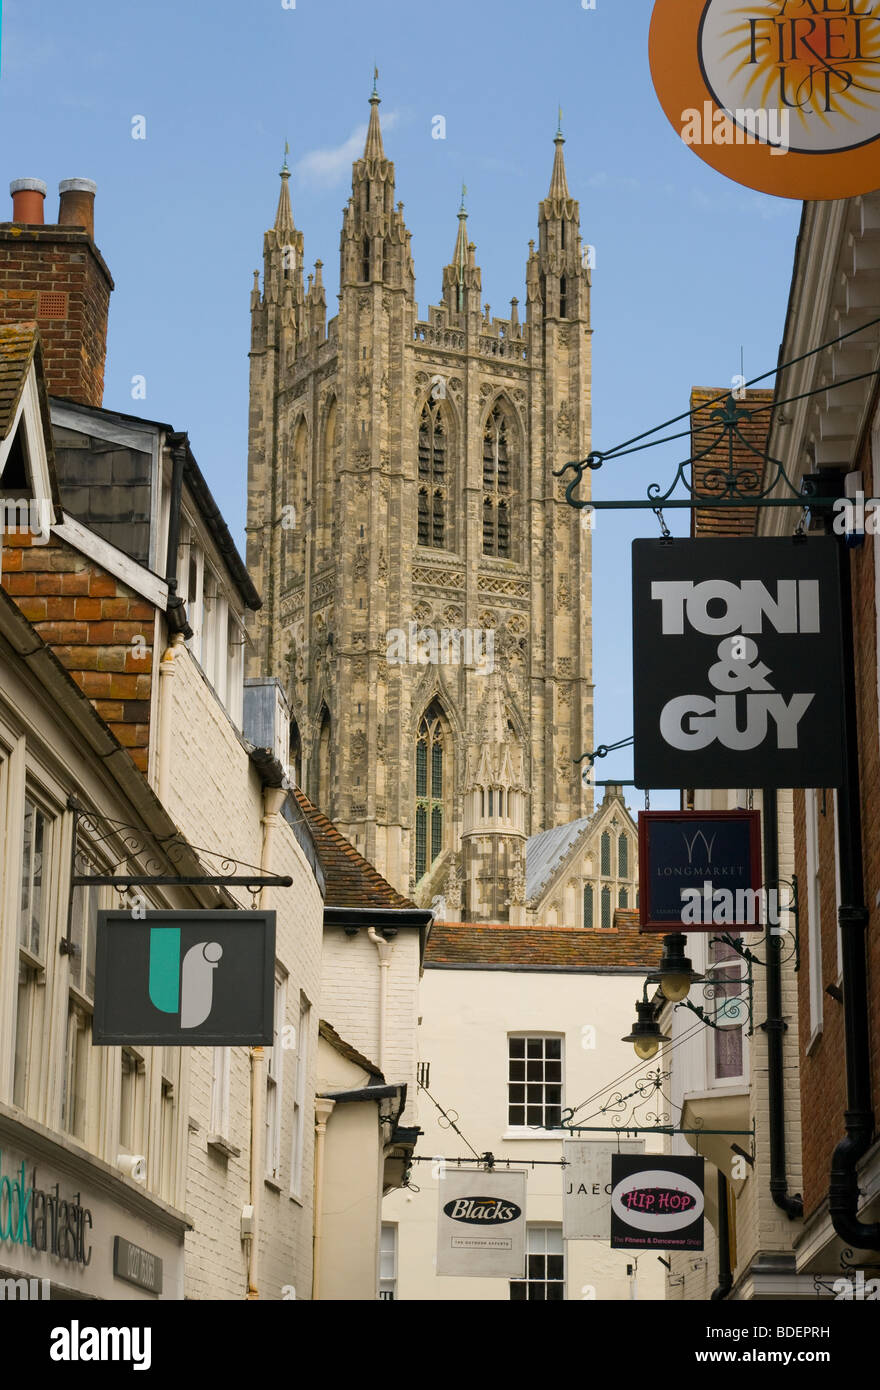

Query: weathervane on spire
left=281, top=139, right=290, bottom=174
left=459, top=181, right=467, bottom=214
left=372, top=64, right=379, bottom=97
left=557, top=105, right=564, bottom=137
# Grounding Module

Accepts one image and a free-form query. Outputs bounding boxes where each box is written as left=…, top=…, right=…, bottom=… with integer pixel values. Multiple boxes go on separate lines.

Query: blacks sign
left=610, top=1154, right=705, bottom=1252
left=632, top=538, right=844, bottom=789
left=93, top=910, right=275, bottom=1046
left=638, top=810, right=761, bottom=933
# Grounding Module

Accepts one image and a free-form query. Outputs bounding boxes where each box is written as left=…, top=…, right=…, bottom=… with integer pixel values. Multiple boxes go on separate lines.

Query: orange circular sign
left=649, top=0, right=880, bottom=199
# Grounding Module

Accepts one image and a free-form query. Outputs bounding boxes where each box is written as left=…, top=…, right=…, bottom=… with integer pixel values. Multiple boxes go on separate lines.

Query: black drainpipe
left=761, top=786, right=803, bottom=1219
left=710, top=1171, right=733, bottom=1300
left=164, top=433, right=192, bottom=639
left=827, top=527, right=880, bottom=1248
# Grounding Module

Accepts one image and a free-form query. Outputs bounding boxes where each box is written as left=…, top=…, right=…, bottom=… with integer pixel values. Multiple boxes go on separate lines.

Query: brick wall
left=0, top=225, right=112, bottom=408
left=1, top=530, right=155, bottom=773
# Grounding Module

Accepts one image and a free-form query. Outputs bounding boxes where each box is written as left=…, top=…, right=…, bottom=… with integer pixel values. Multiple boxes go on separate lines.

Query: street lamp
left=657, top=932, right=704, bottom=1003
left=622, top=998, right=670, bottom=1061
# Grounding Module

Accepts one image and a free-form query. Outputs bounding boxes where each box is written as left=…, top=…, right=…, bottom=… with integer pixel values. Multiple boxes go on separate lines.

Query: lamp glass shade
left=660, top=970, right=692, bottom=1003
left=632, top=1035, right=660, bottom=1061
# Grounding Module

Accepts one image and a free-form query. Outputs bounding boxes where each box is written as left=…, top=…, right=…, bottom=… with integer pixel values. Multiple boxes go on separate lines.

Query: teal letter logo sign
left=93, top=910, right=275, bottom=1046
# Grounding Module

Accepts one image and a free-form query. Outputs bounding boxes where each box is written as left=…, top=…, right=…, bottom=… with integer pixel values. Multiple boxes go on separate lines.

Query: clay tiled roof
left=0, top=322, right=59, bottom=468
left=690, top=387, right=773, bottom=539
left=0, top=321, right=38, bottom=438
left=425, top=912, right=663, bottom=972
left=292, top=787, right=418, bottom=910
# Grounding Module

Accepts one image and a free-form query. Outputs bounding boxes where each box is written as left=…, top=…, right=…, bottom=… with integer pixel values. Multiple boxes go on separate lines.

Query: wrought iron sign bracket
left=554, top=373, right=879, bottom=517
left=63, top=798, right=292, bottom=955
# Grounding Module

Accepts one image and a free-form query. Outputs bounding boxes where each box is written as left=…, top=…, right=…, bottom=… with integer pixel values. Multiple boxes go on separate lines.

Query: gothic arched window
left=482, top=402, right=517, bottom=559
left=315, top=705, right=331, bottom=810
left=601, top=885, right=611, bottom=929
left=583, top=884, right=593, bottom=929
left=287, top=417, right=307, bottom=580
left=619, top=887, right=628, bottom=909
left=618, top=833, right=629, bottom=879
left=318, top=399, right=337, bottom=563
left=362, top=234, right=371, bottom=282
left=289, top=719, right=302, bottom=789
left=600, top=831, right=611, bottom=877
left=559, top=274, right=567, bottom=319
left=415, top=701, right=447, bottom=881
left=417, top=401, right=449, bottom=550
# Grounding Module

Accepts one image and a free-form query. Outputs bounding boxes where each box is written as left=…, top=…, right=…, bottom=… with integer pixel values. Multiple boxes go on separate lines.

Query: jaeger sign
left=632, top=538, right=844, bottom=789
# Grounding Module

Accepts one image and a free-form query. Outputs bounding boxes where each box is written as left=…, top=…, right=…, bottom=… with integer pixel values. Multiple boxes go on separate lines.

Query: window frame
left=509, top=1224, right=565, bottom=1301
left=379, top=1222, right=398, bottom=1301
left=289, top=994, right=311, bottom=1202
left=506, top=1033, right=564, bottom=1136
left=13, top=793, right=55, bottom=1114
left=265, top=970, right=287, bottom=1184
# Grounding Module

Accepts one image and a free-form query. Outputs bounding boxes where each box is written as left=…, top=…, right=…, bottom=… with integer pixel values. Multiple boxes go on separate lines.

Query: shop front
left=0, top=1105, right=187, bottom=1300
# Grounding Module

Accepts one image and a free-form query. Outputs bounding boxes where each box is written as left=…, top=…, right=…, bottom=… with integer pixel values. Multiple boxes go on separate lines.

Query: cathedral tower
left=246, top=89, right=594, bottom=910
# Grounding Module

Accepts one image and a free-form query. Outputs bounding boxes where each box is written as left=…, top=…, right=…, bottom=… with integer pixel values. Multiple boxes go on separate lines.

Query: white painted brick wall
left=165, top=650, right=324, bottom=1299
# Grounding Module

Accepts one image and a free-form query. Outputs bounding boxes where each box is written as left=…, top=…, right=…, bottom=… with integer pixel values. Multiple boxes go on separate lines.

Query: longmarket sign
left=650, top=0, right=880, bottom=199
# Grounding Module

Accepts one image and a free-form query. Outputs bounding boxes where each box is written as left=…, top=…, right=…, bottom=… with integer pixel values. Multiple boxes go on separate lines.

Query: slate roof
left=425, top=911, right=663, bottom=972
left=292, top=786, right=418, bottom=910
left=690, top=386, right=772, bottom=538
left=525, top=815, right=592, bottom=902
left=318, top=1019, right=383, bottom=1079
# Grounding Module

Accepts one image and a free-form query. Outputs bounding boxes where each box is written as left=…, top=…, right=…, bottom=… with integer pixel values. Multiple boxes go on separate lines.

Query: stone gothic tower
left=246, top=89, right=594, bottom=912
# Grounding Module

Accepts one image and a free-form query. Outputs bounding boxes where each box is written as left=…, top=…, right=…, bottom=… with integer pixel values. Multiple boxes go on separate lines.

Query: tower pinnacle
left=548, top=122, right=570, bottom=200
left=364, top=72, right=385, bottom=160
left=274, top=148, right=295, bottom=236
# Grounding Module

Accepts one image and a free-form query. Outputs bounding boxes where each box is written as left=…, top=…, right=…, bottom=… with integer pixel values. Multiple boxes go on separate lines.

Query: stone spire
left=548, top=110, right=570, bottom=199
left=364, top=71, right=385, bottom=161
left=442, top=183, right=481, bottom=319
left=274, top=145, right=296, bottom=236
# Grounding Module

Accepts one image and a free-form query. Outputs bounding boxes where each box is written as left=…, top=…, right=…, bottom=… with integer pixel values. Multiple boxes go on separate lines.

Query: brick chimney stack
left=0, top=177, right=114, bottom=407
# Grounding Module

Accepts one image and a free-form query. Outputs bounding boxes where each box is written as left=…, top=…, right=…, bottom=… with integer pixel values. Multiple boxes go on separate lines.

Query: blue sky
left=2, top=0, right=801, bottom=796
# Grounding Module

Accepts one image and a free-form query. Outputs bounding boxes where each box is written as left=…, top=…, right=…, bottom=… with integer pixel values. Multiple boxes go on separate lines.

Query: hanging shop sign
left=649, top=0, right=880, bottom=201
left=638, top=810, right=762, bottom=933
left=563, top=1140, right=644, bottom=1240
left=436, top=1170, right=527, bottom=1278
left=610, top=1154, right=705, bottom=1251
left=632, top=538, right=844, bottom=790
left=93, top=910, right=275, bottom=1046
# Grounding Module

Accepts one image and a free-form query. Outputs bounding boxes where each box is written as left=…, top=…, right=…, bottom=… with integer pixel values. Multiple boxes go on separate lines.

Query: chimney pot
left=58, top=178, right=97, bottom=239
left=10, top=178, right=47, bottom=225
